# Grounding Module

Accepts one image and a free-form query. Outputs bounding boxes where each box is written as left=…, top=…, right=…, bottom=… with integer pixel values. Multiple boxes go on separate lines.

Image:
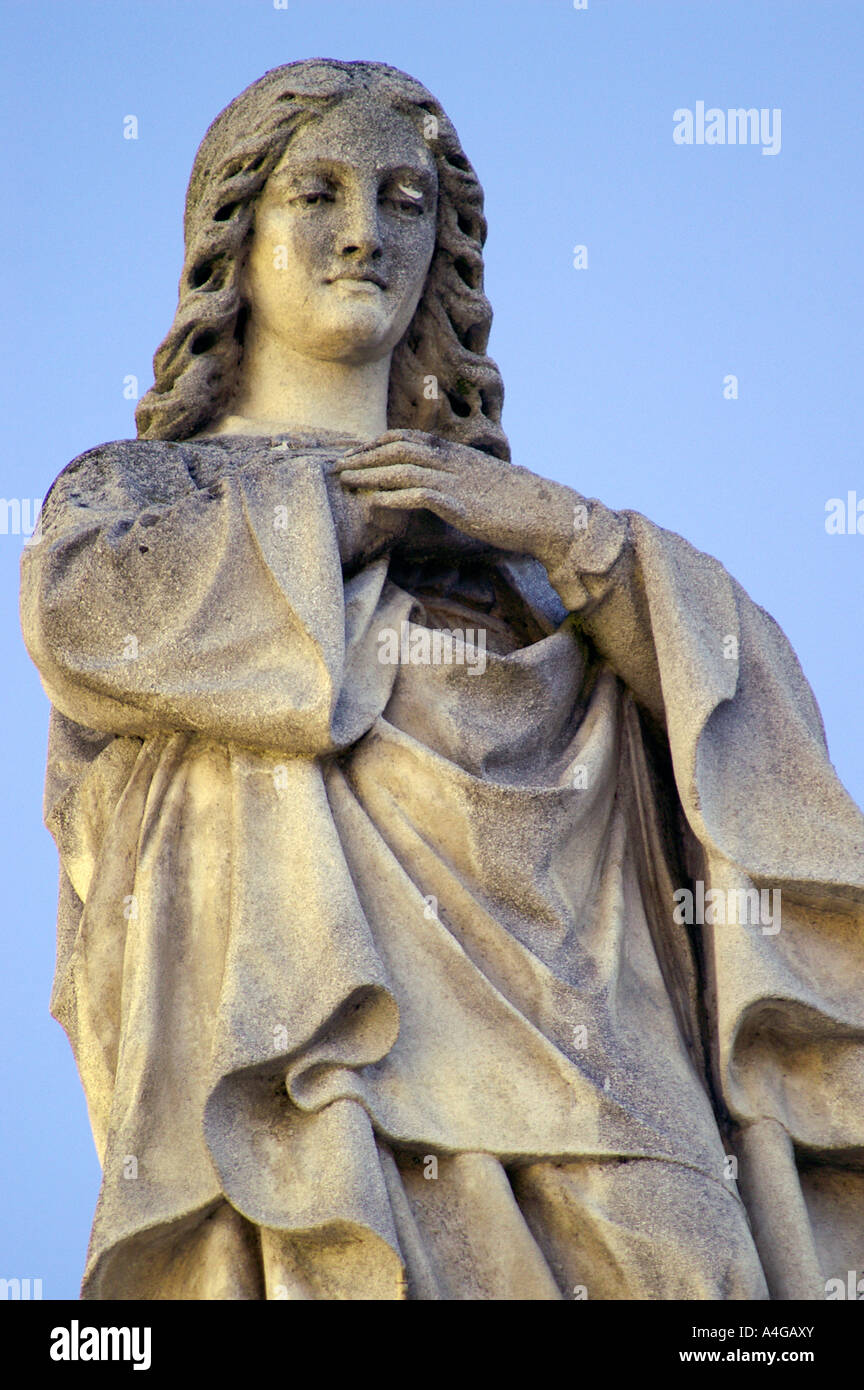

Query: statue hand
left=334, top=428, right=578, bottom=574
left=323, top=453, right=411, bottom=569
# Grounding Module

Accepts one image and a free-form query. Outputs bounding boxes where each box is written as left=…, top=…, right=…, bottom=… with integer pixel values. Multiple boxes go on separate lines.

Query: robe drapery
left=21, top=434, right=864, bottom=1300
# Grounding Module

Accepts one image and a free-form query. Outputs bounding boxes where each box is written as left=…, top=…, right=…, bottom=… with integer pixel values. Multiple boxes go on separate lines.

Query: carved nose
left=339, top=198, right=383, bottom=260
left=340, top=233, right=383, bottom=260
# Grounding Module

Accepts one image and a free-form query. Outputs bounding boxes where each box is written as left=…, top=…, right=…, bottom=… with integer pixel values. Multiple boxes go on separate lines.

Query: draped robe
left=20, top=434, right=864, bottom=1300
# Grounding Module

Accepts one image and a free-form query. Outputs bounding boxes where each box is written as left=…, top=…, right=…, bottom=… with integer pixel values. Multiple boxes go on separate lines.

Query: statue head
left=135, top=59, right=509, bottom=460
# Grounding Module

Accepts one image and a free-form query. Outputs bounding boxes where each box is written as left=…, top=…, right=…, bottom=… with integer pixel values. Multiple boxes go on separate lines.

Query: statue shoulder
left=46, top=434, right=272, bottom=514
left=44, top=437, right=204, bottom=515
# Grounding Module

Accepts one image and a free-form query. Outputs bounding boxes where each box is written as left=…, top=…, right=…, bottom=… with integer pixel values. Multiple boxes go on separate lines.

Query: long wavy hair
left=135, top=59, right=510, bottom=461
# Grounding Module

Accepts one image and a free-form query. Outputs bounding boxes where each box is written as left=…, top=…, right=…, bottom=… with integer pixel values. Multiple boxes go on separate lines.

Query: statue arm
left=20, top=441, right=346, bottom=753
left=542, top=498, right=667, bottom=724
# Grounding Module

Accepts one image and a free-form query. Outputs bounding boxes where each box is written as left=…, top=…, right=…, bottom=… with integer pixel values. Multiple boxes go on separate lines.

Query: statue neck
left=212, top=319, right=391, bottom=441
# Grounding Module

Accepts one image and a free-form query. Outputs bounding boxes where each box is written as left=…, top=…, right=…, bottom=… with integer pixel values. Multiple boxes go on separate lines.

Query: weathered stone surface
left=20, top=59, right=864, bottom=1300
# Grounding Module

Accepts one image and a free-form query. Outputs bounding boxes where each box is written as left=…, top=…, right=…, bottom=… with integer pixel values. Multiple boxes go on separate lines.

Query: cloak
left=20, top=435, right=864, bottom=1299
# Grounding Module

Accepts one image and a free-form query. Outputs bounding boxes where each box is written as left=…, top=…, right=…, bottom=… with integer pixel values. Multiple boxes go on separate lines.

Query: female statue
left=21, top=59, right=864, bottom=1300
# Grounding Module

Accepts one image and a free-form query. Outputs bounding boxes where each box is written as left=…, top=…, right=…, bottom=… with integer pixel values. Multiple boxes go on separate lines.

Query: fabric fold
left=21, top=437, right=864, bottom=1299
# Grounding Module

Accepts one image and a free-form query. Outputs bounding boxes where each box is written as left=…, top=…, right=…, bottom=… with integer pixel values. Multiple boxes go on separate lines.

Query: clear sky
left=2, top=0, right=862, bottom=1298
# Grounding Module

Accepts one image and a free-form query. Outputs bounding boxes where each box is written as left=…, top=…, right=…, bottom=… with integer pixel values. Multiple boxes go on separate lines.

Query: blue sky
left=2, top=0, right=862, bottom=1297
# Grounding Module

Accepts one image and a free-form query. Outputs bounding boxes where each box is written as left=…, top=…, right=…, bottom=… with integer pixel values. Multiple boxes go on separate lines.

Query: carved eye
left=293, top=188, right=334, bottom=207
left=386, top=183, right=424, bottom=215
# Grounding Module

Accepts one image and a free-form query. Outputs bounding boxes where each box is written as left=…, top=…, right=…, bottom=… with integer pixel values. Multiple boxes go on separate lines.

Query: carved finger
left=339, top=464, right=446, bottom=491
left=366, top=487, right=444, bottom=513
left=368, top=489, right=470, bottom=533
left=375, top=428, right=442, bottom=445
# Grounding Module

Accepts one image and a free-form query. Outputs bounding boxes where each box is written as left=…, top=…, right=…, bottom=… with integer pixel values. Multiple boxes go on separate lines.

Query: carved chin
left=308, top=307, right=400, bottom=360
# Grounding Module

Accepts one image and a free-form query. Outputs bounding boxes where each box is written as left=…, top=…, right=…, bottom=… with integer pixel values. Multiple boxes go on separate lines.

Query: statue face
left=241, top=93, right=438, bottom=365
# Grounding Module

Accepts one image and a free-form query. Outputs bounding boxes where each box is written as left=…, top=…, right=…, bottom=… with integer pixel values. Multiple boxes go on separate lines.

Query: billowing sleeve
left=544, top=494, right=864, bottom=1295
left=20, top=439, right=349, bottom=755
left=543, top=493, right=863, bottom=898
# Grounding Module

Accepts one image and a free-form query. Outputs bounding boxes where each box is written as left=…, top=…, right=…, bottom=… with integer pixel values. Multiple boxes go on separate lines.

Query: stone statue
left=21, top=59, right=864, bottom=1301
